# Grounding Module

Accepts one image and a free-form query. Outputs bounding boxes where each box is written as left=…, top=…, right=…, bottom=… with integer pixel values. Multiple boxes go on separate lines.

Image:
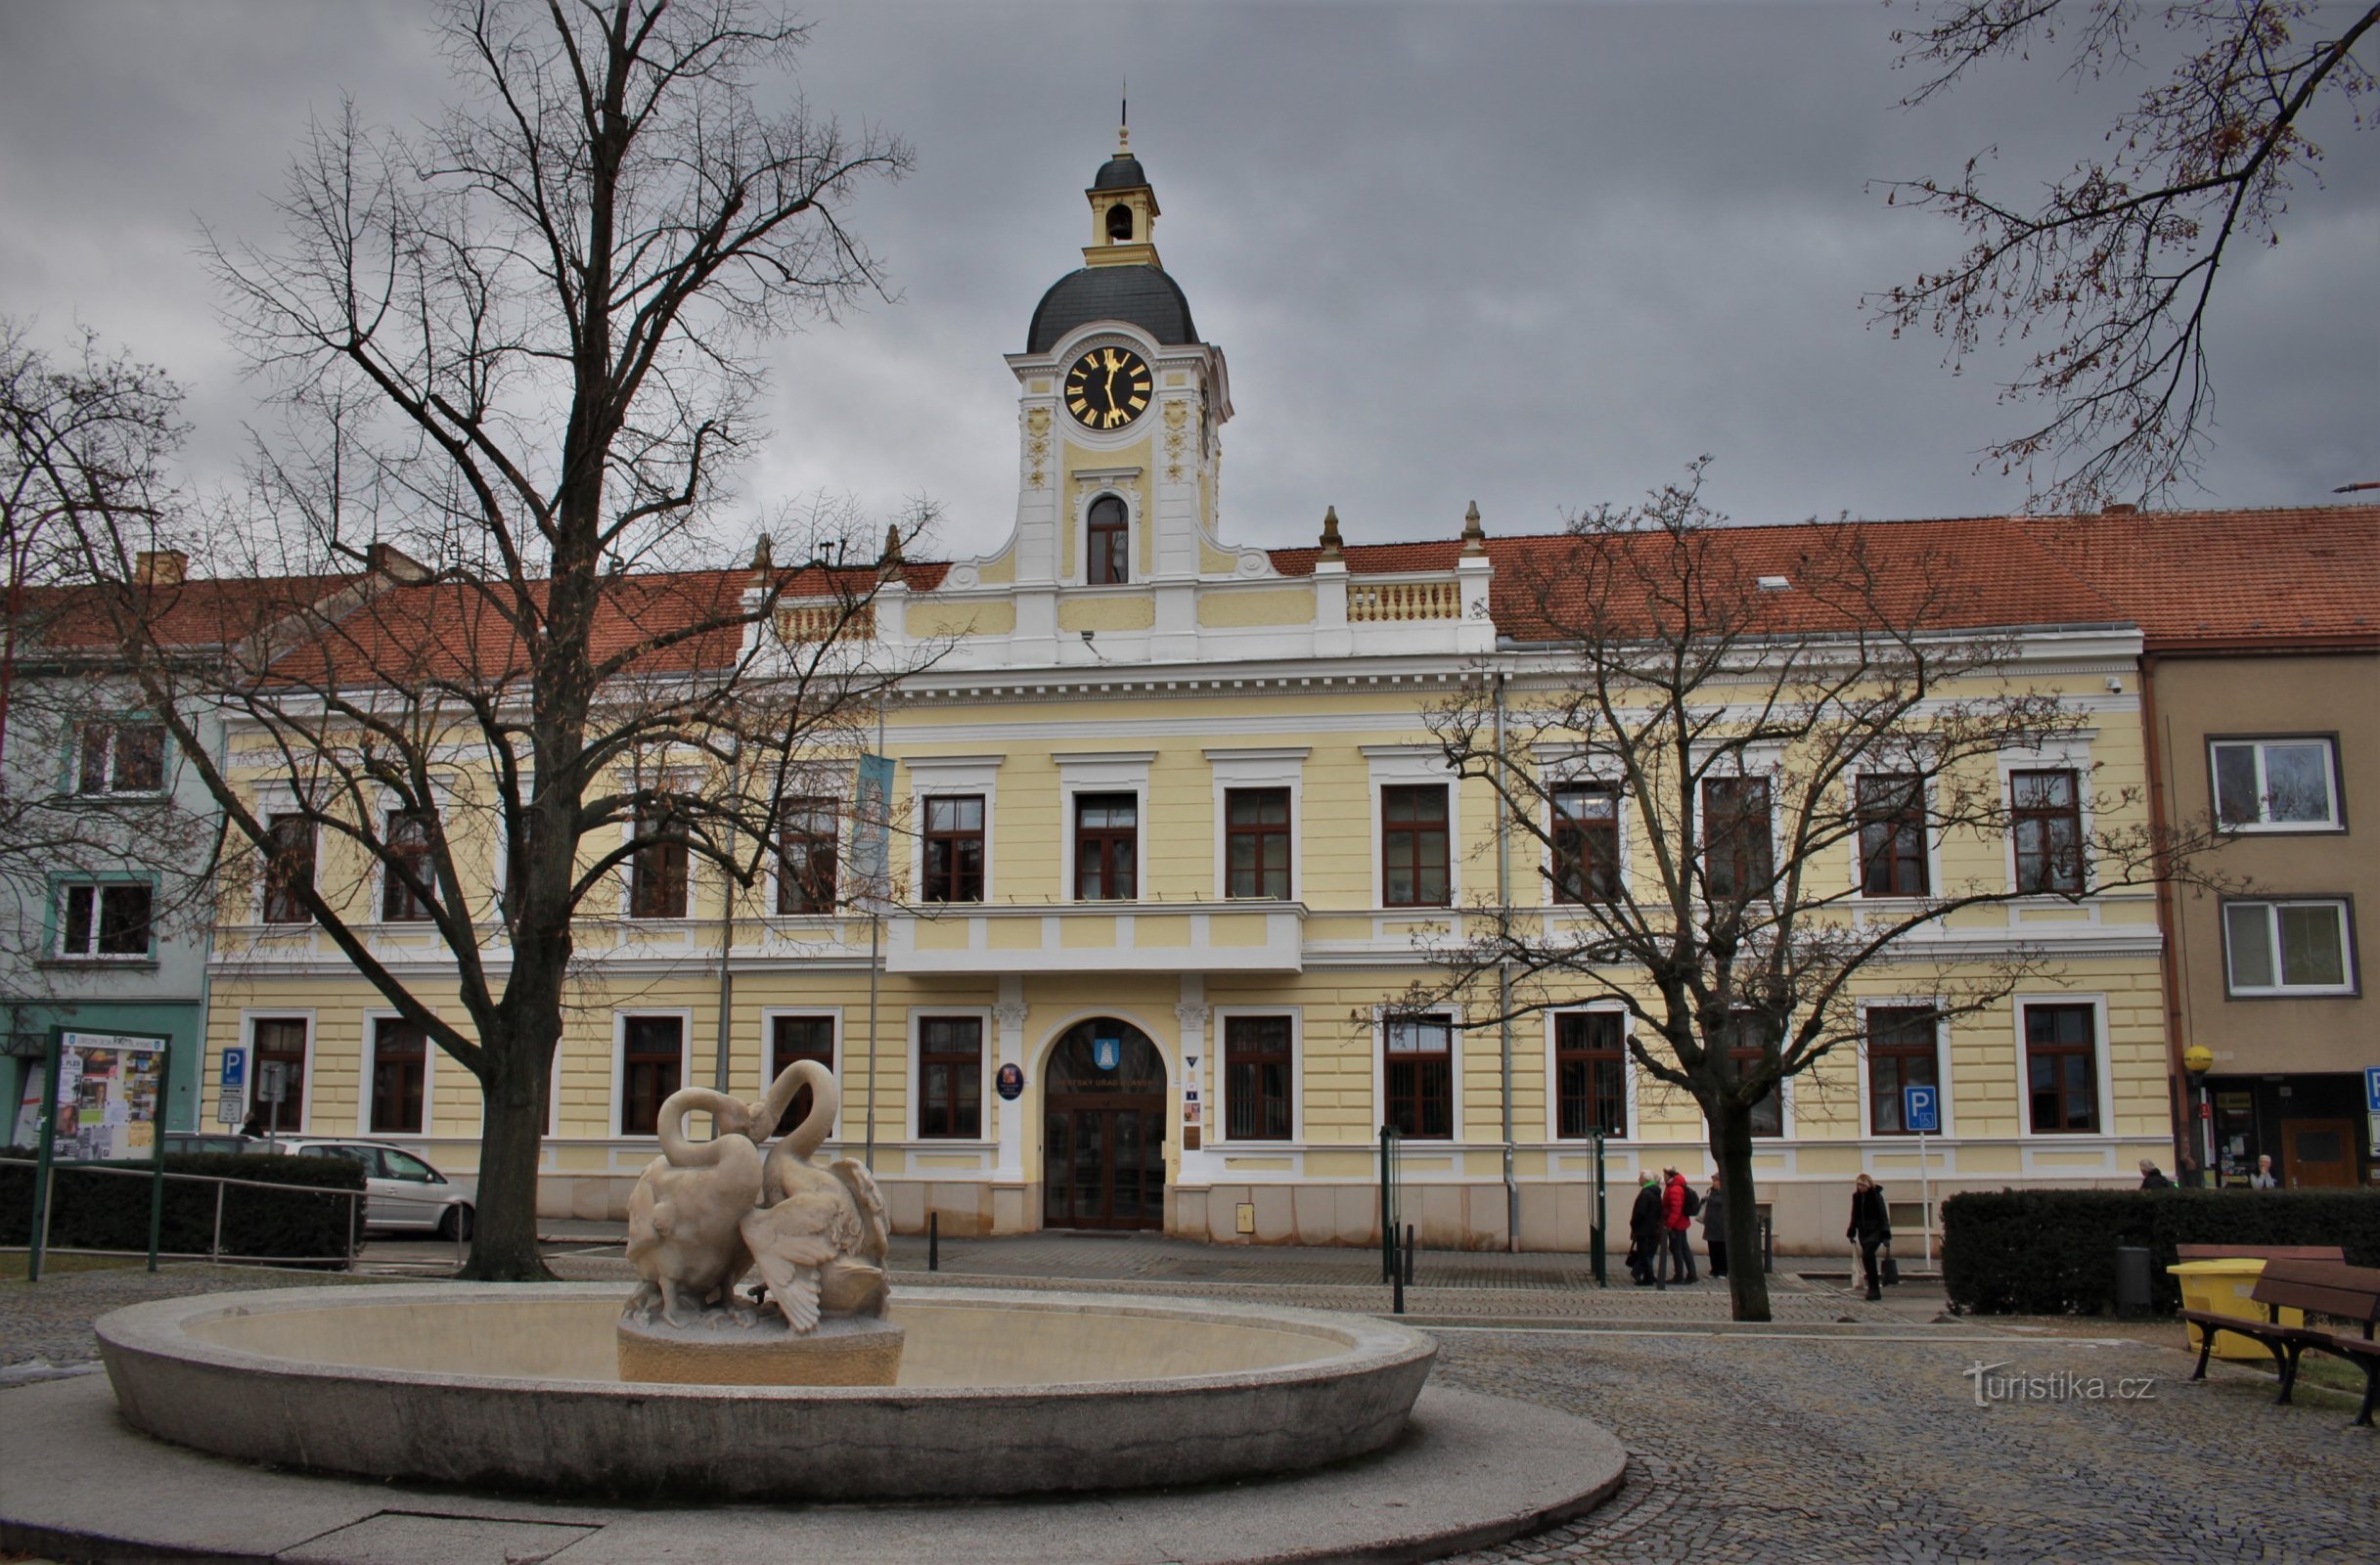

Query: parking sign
left=1903, top=1084, right=1941, bottom=1134
left=2366, top=1065, right=2380, bottom=1116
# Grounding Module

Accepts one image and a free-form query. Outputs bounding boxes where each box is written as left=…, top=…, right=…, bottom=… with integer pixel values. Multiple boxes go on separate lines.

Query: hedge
left=0, top=1148, right=367, bottom=1264
left=1941, top=1188, right=2380, bottom=1316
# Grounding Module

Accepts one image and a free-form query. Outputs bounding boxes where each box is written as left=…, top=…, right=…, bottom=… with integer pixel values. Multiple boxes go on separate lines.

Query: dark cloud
left=3, top=0, right=2370, bottom=565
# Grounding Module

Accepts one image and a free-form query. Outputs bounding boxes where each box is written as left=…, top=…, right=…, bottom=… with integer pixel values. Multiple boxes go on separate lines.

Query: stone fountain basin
left=94, top=1283, right=1437, bottom=1501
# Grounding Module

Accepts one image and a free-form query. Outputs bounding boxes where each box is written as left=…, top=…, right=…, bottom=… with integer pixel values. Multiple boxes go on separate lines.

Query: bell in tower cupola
left=1086, top=120, right=1161, bottom=270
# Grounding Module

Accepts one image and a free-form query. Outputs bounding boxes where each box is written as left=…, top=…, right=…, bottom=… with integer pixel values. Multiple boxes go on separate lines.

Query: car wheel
left=439, top=1205, right=474, bottom=1242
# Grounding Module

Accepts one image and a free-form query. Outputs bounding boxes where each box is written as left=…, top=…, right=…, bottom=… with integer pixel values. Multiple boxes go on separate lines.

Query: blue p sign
left=2366, top=1065, right=2380, bottom=1115
left=1903, top=1084, right=1940, bottom=1134
left=219, top=1049, right=247, bottom=1089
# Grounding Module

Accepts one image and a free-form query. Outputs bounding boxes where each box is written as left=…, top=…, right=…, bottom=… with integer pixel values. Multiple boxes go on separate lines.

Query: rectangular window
left=769, top=1014, right=835, bottom=1132
left=382, top=811, right=434, bottom=922
left=1553, top=1011, right=1627, bottom=1138
left=1224, top=1015, right=1293, bottom=1140
left=918, top=1016, right=982, bottom=1139
left=619, top=1015, right=684, bottom=1137
left=775, top=796, right=838, bottom=915
left=252, top=1017, right=308, bottom=1133
left=2024, top=1003, right=2098, bottom=1134
left=1551, top=783, right=1620, bottom=904
left=2223, top=900, right=2356, bottom=995
left=2212, top=738, right=2341, bottom=830
left=1864, top=1006, right=1940, bottom=1135
left=1714, top=1013, right=1783, bottom=1137
left=76, top=720, right=165, bottom=795
left=2010, top=769, right=2084, bottom=894
left=1074, top=792, right=1139, bottom=900
left=1384, top=1013, right=1453, bottom=1140
left=1856, top=775, right=1929, bottom=896
left=922, top=795, right=985, bottom=904
left=262, top=813, right=314, bottom=924
left=1381, top=784, right=1450, bottom=908
left=1225, top=787, right=1291, bottom=899
left=629, top=805, right=689, bottom=919
left=58, top=882, right=152, bottom=958
left=369, top=1018, right=427, bottom=1135
left=1703, top=777, right=1774, bottom=900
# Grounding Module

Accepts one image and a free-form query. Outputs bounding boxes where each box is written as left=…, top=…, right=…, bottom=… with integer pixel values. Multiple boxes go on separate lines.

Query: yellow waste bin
left=2167, top=1258, right=2305, bottom=1360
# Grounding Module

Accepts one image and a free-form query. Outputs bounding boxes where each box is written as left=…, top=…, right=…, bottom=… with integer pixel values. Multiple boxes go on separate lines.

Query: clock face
left=1063, top=345, right=1153, bottom=430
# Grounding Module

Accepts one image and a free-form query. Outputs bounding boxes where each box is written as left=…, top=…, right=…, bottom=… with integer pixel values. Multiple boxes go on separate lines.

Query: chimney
left=134, top=550, right=186, bottom=587
left=2100, top=503, right=2140, bottom=516
left=366, top=543, right=431, bottom=583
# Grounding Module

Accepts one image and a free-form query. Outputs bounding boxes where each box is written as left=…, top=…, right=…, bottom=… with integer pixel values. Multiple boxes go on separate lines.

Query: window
left=1074, top=792, right=1138, bottom=900
left=770, top=1014, right=835, bottom=1132
left=1381, top=784, right=1450, bottom=907
left=922, top=795, right=985, bottom=903
left=775, top=796, right=838, bottom=915
left=1864, top=1006, right=1939, bottom=1135
left=2212, top=738, right=2340, bottom=830
left=1719, top=1013, right=1783, bottom=1137
left=1384, top=1014, right=1453, bottom=1140
left=58, top=882, right=151, bottom=959
left=918, top=1016, right=982, bottom=1139
left=76, top=720, right=165, bottom=795
left=1856, top=775, right=1928, bottom=896
left=369, top=1018, right=427, bottom=1135
left=1554, top=1011, right=1627, bottom=1138
left=619, top=1015, right=684, bottom=1137
left=262, top=813, right=314, bottom=924
left=1703, top=777, right=1773, bottom=900
left=2024, top=1003, right=2098, bottom=1133
left=1225, top=787, right=1291, bottom=899
left=1087, top=494, right=1129, bottom=585
left=1552, top=783, right=1620, bottom=904
left=1225, top=1015, right=1293, bottom=1140
left=252, top=1017, right=308, bottom=1132
left=629, top=804, right=689, bottom=919
left=2010, top=770, right=2084, bottom=894
left=2223, top=900, right=2356, bottom=996
left=382, top=811, right=434, bottom=922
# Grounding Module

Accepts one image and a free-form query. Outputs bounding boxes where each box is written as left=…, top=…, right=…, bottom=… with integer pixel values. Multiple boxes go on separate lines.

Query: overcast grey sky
left=2, top=0, right=2372, bottom=565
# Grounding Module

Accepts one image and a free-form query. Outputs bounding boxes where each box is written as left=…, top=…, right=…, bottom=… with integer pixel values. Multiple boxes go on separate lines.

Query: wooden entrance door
left=1042, top=1020, right=1166, bottom=1230
left=2281, top=1119, right=2357, bottom=1186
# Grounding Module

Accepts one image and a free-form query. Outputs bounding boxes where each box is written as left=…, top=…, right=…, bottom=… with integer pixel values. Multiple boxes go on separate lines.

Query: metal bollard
left=928, top=1211, right=939, bottom=1272
left=1404, top=1223, right=1416, bottom=1287
left=1391, top=1226, right=1405, bottom=1316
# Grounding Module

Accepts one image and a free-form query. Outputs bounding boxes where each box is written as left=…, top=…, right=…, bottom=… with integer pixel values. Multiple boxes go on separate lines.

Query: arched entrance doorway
left=1043, top=1018, right=1166, bottom=1230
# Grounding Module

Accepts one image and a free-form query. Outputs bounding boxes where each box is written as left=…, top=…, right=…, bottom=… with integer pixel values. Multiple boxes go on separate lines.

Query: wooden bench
left=2183, top=1257, right=2380, bottom=1426
left=2175, top=1244, right=2345, bottom=1263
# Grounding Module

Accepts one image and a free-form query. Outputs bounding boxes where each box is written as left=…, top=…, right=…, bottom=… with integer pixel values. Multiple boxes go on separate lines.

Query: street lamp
left=2181, top=1045, right=2216, bottom=1184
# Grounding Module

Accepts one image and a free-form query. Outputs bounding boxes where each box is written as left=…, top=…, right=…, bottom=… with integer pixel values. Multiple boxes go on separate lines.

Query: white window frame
left=618, top=803, right=695, bottom=922
left=53, top=878, right=156, bottom=961
left=242, top=1009, right=317, bottom=1136
left=1373, top=1006, right=1465, bottom=1143
left=1855, top=998, right=1953, bottom=1138
left=908, top=1006, right=994, bottom=1143
left=1845, top=767, right=1942, bottom=903
left=1997, top=734, right=2097, bottom=897
left=1697, top=1014, right=1793, bottom=1141
left=357, top=1010, right=438, bottom=1138
left=758, top=1006, right=844, bottom=1140
left=1212, top=1006, right=1303, bottom=1144
left=2209, top=736, right=2344, bottom=833
left=2012, top=993, right=2113, bottom=1139
left=1054, top=751, right=1155, bottom=904
left=1543, top=1005, right=1636, bottom=1141
left=2221, top=898, right=2358, bottom=997
left=1691, top=744, right=1784, bottom=907
left=611, top=1008, right=694, bottom=1140
left=767, top=788, right=849, bottom=918
left=72, top=717, right=169, bottom=798
left=1206, top=747, right=1308, bottom=902
left=906, top=755, right=1004, bottom=905
left=1363, top=745, right=1460, bottom=910
left=1079, top=486, right=1141, bottom=587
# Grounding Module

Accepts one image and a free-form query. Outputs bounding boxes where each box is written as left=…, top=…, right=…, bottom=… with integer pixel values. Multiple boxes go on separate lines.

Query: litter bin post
left=2113, top=1244, right=2153, bottom=1318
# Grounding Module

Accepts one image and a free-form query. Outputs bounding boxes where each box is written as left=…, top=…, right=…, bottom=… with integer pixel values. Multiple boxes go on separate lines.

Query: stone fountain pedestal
left=616, top=1311, right=905, bottom=1387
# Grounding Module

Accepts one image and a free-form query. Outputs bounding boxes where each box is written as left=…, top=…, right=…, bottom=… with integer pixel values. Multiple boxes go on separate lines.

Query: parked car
left=265, top=1139, right=476, bottom=1238
left=161, top=1133, right=252, bottom=1155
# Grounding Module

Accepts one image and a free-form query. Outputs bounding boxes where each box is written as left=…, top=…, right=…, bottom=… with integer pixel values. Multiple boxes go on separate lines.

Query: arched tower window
left=1105, top=202, right=1134, bottom=243
left=1087, top=494, right=1129, bottom=585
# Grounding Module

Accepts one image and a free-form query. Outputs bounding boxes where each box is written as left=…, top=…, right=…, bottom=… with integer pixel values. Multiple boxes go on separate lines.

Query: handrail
left=1, top=1155, right=367, bottom=1269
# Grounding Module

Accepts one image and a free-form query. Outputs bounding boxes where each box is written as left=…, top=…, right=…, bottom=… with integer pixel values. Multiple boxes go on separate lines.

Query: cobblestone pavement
left=1431, top=1328, right=2376, bottom=1564
left=0, top=1263, right=394, bottom=1372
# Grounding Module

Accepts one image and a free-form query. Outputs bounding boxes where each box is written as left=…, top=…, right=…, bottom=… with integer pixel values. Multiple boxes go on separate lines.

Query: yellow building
left=197, top=131, right=2210, bottom=1253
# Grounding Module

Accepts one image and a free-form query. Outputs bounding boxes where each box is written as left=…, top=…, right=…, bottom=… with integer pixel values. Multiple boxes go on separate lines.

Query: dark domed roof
left=1092, top=155, right=1146, bottom=190
left=1027, top=265, right=1198, bottom=354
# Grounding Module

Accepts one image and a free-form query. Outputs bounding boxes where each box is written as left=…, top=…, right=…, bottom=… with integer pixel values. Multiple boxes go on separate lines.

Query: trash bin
left=2113, top=1244, right=2153, bottom=1317
left=2167, top=1258, right=2304, bottom=1360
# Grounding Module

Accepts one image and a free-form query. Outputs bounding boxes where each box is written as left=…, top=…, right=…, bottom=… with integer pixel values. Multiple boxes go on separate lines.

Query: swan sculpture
left=741, top=1059, right=891, bottom=1333
left=623, top=1083, right=783, bottom=1326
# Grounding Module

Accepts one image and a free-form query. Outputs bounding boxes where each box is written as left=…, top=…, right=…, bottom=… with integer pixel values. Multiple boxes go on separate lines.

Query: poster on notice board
left=8, top=1033, right=168, bottom=1160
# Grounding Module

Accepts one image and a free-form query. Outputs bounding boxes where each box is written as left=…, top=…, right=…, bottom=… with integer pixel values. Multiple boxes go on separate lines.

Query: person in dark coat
left=2137, top=1158, right=2173, bottom=1189
left=1847, top=1173, right=1892, bottom=1302
left=1627, top=1173, right=1665, bottom=1287
left=1701, top=1172, right=1729, bottom=1279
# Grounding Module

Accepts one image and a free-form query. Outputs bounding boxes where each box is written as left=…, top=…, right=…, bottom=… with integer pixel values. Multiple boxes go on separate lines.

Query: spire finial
left=750, top=531, right=774, bottom=580
left=1319, top=505, right=1343, bottom=559
left=1118, top=82, right=1130, bottom=154
left=880, top=521, right=905, bottom=571
left=1460, top=500, right=1487, bottom=557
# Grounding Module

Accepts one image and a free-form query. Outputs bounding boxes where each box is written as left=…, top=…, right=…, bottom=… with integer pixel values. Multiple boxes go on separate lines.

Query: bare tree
left=58, top=0, right=919, bottom=1278
left=1872, top=0, right=2378, bottom=509
left=1403, top=462, right=2223, bottom=1321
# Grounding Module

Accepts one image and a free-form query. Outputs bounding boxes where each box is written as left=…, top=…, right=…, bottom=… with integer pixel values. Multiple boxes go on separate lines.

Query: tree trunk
left=1711, top=1096, right=1771, bottom=1322
left=459, top=1015, right=557, bottom=1281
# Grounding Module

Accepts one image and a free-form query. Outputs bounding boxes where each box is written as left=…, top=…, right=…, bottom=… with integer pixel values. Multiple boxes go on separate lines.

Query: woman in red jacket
left=1662, top=1167, right=1696, bottom=1284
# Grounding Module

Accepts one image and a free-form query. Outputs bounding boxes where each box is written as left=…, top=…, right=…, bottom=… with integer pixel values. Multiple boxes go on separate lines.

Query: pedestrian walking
left=1627, top=1172, right=1665, bottom=1287
left=1663, top=1166, right=1697, bottom=1284
left=2137, top=1158, right=2173, bottom=1189
left=1847, top=1172, right=1892, bottom=1302
left=1701, top=1171, right=1729, bottom=1279
left=2250, top=1154, right=2280, bottom=1189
